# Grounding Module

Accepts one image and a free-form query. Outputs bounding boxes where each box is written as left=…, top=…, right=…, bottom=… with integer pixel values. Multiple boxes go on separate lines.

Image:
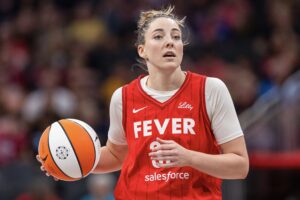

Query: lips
left=163, top=51, right=176, bottom=57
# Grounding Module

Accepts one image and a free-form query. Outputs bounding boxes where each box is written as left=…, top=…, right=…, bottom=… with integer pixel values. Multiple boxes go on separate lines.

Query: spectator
left=81, top=174, right=116, bottom=200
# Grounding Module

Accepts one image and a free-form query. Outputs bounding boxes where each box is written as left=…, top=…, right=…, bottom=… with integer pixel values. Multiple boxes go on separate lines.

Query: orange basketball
left=38, top=119, right=101, bottom=181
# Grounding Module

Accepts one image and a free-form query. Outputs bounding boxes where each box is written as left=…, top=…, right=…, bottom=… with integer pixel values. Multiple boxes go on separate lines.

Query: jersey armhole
left=201, top=77, right=213, bottom=130
left=200, top=76, right=220, bottom=150
left=122, top=86, right=127, bottom=135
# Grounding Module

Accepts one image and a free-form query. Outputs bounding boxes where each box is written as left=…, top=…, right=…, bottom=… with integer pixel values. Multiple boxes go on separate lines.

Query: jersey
left=114, top=71, right=222, bottom=200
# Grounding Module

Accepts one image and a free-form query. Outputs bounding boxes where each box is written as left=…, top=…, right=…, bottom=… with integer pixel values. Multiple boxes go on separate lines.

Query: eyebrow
left=152, top=28, right=181, bottom=33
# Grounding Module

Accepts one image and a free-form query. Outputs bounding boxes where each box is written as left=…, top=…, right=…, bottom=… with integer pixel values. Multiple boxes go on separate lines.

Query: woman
left=38, top=6, right=249, bottom=200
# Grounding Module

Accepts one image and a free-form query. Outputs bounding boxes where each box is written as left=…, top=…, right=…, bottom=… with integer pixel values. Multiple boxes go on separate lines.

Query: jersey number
left=149, top=141, right=171, bottom=168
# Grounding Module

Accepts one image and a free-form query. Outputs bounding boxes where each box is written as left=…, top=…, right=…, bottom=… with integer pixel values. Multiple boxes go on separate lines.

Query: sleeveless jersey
left=114, top=71, right=222, bottom=200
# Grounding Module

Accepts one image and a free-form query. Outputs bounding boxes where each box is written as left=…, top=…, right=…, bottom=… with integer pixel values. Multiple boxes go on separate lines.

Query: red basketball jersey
left=114, top=72, right=222, bottom=200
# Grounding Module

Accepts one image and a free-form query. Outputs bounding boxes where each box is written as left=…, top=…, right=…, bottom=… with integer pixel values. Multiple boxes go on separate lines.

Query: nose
left=165, top=36, right=174, bottom=48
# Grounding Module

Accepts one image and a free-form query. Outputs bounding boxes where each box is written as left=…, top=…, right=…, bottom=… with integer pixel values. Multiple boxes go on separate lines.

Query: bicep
left=219, top=136, right=249, bottom=179
left=108, top=87, right=127, bottom=145
left=220, top=136, right=248, bottom=159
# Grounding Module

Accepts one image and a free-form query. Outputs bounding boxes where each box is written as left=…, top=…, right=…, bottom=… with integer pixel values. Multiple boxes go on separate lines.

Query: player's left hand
left=36, top=155, right=59, bottom=181
left=148, top=137, right=191, bottom=168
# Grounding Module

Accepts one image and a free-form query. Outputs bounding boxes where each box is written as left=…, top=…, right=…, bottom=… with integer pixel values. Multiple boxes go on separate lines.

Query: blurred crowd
left=0, top=0, right=299, bottom=199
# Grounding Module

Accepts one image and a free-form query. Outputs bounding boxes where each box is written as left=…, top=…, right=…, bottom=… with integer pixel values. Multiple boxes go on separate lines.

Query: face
left=138, top=17, right=184, bottom=71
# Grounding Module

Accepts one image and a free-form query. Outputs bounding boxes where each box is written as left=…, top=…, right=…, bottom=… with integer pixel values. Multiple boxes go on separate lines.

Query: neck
left=146, top=67, right=186, bottom=91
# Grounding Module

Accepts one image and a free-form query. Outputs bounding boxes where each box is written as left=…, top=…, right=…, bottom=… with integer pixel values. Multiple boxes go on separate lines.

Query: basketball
left=38, top=119, right=101, bottom=181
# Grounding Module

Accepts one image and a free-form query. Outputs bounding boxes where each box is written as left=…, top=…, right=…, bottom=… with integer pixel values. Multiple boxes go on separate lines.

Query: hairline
left=138, top=16, right=184, bottom=45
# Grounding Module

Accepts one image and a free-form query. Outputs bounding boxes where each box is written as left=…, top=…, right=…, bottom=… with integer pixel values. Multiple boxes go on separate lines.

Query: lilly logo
left=178, top=102, right=193, bottom=110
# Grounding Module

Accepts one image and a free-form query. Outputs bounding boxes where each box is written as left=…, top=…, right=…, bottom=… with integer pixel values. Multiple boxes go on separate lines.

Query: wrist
left=185, top=149, right=194, bottom=167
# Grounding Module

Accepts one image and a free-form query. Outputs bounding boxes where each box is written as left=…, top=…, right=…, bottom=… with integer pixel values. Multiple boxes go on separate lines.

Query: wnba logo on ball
left=56, top=146, right=70, bottom=160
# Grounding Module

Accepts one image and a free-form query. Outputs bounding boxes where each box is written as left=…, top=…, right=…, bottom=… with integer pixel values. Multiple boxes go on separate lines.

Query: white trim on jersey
left=108, top=76, right=243, bottom=145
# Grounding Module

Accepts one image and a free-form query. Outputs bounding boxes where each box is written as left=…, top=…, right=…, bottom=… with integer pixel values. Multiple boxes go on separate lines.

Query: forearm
left=187, top=150, right=249, bottom=179
left=92, top=146, right=123, bottom=174
left=92, top=140, right=128, bottom=174
left=150, top=137, right=249, bottom=179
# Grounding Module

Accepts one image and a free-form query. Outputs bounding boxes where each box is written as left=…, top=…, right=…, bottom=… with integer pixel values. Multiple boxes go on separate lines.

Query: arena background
left=0, top=0, right=299, bottom=199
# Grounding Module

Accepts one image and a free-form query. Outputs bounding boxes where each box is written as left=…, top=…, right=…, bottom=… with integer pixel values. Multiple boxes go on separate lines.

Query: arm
left=37, top=87, right=127, bottom=178
left=93, top=87, right=128, bottom=173
left=149, top=136, right=249, bottom=179
left=187, top=136, right=248, bottom=179
left=92, top=139, right=128, bottom=173
left=149, top=78, right=249, bottom=179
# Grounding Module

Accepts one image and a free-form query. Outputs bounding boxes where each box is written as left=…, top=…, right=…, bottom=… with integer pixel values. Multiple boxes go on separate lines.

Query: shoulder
left=110, top=87, right=123, bottom=105
left=205, top=77, right=230, bottom=100
left=203, top=77, right=229, bottom=119
left=111, top=76, right=142, bottom=105
left=189, top=72, right=227, bottom=91
left=112, top=87, right=123, bottom=96
left=206, top=77, right=228, bottom=91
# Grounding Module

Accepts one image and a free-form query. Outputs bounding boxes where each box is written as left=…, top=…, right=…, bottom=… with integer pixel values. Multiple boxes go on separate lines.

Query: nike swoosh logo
left=133, top=106, right=148, bottom=113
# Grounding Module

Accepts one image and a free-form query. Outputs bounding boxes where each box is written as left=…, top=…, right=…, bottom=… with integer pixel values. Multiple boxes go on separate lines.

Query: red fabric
left=16, top=193, right=61, bottom=200
left=250, top=151, right=300, bottom=169
left=115, top=72, right=222, bottom=200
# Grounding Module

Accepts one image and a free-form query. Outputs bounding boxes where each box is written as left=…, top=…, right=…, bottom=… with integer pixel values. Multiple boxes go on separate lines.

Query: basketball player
left=38, top=6, right=249, bottom=199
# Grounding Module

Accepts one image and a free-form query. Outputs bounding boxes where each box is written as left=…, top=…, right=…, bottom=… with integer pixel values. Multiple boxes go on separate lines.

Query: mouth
left=163, top=51, right=176, bottom=58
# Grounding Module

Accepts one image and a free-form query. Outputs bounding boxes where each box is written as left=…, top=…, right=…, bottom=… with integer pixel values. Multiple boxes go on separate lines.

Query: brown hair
left=135, top=5, right=188, bottom=47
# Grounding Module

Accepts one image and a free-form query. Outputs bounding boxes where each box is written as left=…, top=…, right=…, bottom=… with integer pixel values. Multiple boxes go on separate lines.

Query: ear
left=137, top=45, right=147, bottom=59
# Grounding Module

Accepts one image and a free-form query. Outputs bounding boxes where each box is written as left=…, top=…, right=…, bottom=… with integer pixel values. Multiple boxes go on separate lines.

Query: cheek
left=146, top=44, right=161, bottom=58
left=150, top=43, right=161, bottom=51
left=179, top=46, right=183, bottom=53
left=177, top=45, right=184, bottom=58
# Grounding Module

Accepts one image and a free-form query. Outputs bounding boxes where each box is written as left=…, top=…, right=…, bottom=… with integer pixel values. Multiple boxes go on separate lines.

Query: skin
left=137, top=17, right=186, bottom=91
left=38, top=17, right=249, bottom=180
left=95, top=17, right=249, bottom=179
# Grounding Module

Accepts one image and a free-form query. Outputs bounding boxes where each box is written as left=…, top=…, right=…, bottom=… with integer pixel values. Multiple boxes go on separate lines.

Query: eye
left=153, top=35, right=163, bottom=40
left=173, top=35, right=181, bottom=40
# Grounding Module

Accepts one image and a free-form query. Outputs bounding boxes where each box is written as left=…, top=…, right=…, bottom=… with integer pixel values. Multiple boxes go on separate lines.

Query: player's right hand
left=36, top=155, right=59, bottom=181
